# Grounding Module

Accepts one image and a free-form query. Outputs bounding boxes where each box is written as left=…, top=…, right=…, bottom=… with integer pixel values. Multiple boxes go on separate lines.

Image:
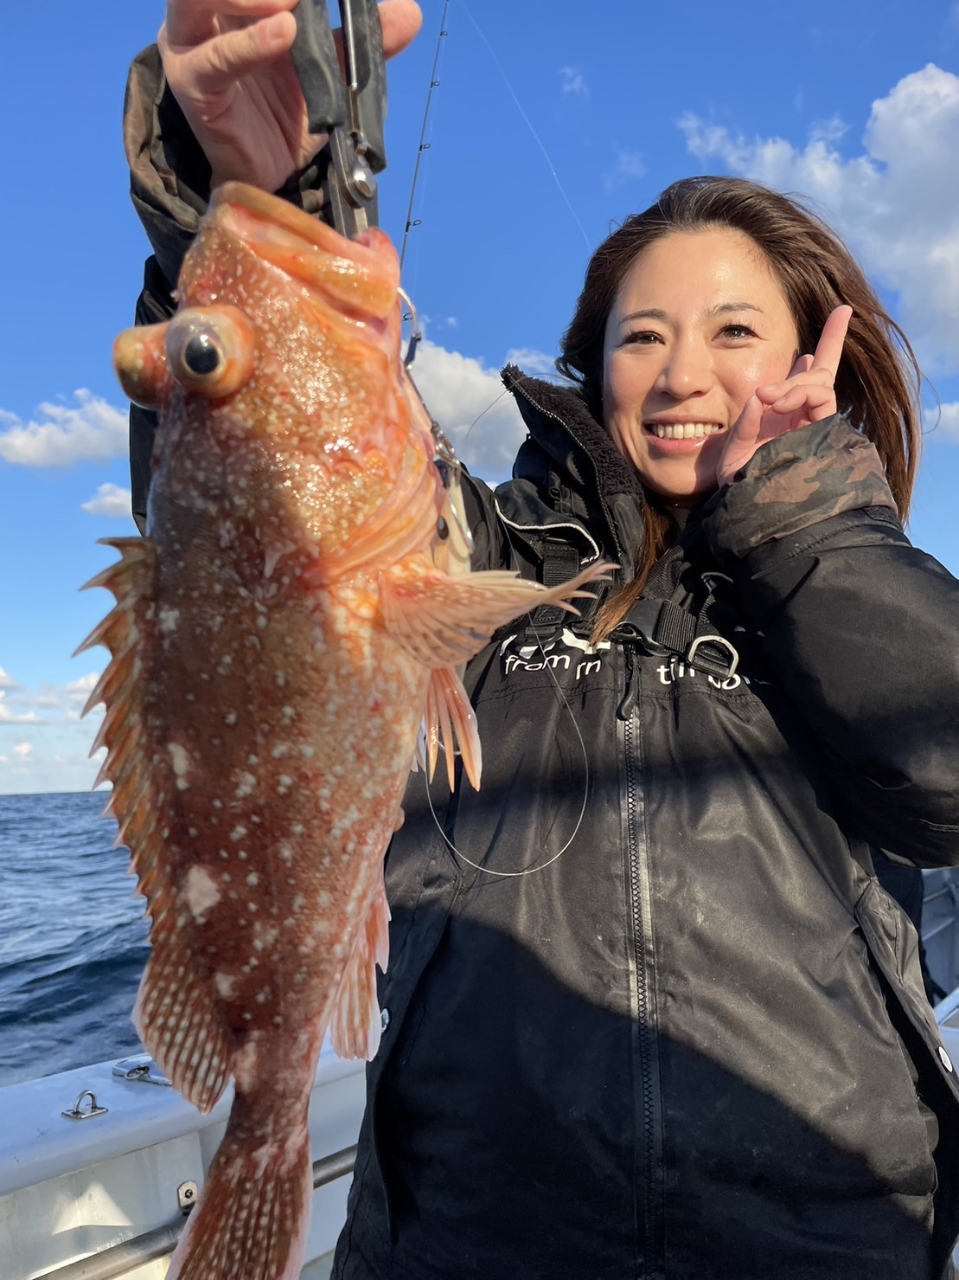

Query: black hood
left=498, top=366, right=648, bottom=578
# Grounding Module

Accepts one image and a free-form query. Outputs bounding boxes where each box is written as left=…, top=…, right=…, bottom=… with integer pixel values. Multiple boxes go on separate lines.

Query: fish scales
left=83, top=182, right=608, bottom=1280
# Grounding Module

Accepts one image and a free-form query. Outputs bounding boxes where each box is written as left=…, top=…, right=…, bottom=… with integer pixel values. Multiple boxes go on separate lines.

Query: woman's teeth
left=647, top=422, right=723, bottom=440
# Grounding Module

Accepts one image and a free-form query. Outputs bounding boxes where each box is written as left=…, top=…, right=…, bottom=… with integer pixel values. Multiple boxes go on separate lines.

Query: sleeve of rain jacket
left=702, top=414, right=959, bottom=868
left=123, top=45, right=335, bottom=528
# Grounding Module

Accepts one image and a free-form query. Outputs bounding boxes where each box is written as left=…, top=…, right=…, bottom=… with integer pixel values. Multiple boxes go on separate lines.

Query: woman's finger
left=166, top=14, right=296, bottom=93
left=165, top=0, right=296, bottom=48
left=810, top=304, right=853, bottom=377
left=767, top=382, right=837, bottom=417
left=379, top=0, right=423, bottom=58
left=785, top=351, right=815, bottom=380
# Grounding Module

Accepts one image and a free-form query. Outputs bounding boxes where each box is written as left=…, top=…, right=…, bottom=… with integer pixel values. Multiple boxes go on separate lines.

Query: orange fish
left=79, top=183, right=607, bottom=1280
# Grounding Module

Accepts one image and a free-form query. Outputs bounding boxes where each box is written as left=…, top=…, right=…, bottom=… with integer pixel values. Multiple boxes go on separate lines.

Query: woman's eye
left=621, top=330, right=662, bottom=347
left=719, top=324, right=758, bottom=341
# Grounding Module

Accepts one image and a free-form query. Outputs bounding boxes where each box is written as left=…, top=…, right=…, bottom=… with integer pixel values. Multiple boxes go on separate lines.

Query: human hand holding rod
left=158, top=0, right=422, bottom=195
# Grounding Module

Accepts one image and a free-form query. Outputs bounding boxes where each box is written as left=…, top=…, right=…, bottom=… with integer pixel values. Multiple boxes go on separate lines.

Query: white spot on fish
left=275, top=671, right=286, bottom=687
left=317, top=890, right=331, bottom=907
left=248, top=755, right=259, bottom=766
left=159, top=608, right=180, bottom=634
left=168, top=743, right=191, bottom=790
left=299, top=745, right=315, bottom=759
left=185, top=866, right=221, bottom=920
left=224, top=712, right=237, bottom=726
left=279, top=775, right=293, bottom=787
left=272, top=743, right=290, bottom=758
left=291, top=824, right=305, bottom=837
left=235, top=772, right=256, bottom=798
left=292, top=895, right=306, bottom=913
left=231, top=826, right=247, bottom=841
left=246, top=873, right=260, bottom=886
left=215, top=972, right=236, bottom=1000
left=279, top=846, right=294, bottom=864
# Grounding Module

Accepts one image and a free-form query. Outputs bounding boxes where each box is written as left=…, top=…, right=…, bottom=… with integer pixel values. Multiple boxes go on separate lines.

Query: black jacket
left=123, top=50, right=959, bottom=1278
left=332, top=373, right=959, bottom=1280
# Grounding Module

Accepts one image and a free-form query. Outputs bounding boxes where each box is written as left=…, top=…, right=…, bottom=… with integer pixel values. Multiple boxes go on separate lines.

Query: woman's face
left=602, top=227, right=801, bottom=502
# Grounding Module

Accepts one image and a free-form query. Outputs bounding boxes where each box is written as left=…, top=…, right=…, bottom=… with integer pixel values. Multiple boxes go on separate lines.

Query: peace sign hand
left=716, top=305, right=853, bottom=488
left=158, top=0, right=423, bottom=194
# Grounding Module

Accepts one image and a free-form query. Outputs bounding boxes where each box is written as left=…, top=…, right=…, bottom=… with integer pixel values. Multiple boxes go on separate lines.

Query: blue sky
left=1, top=0, right=958, bottom=793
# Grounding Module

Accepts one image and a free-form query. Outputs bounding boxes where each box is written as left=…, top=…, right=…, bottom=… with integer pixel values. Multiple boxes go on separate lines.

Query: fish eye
left=437, top=516, right=450, bottom=541
left=166, top=306, right=256, bottom=398
left=183, top=332, right=222, bottom=377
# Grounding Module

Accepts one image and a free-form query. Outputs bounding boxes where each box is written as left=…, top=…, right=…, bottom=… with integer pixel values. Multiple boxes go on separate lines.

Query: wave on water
left=0, top=791, right=149, bottom=1087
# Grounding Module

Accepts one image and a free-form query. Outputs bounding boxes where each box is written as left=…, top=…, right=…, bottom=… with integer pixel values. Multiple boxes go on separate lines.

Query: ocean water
left=0, top=791, right=149, bottom=1088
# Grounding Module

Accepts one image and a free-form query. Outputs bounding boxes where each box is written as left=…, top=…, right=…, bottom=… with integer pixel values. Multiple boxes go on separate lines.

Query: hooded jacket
left=122, top=51, right=959, bottom=1278
left=331, top=372, right=959, bottom=1280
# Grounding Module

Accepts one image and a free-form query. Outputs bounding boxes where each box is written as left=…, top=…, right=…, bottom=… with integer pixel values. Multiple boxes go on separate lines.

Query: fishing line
left=423, top=522, right=596, bottom=879
left=456, top=0, right=592, bottom=253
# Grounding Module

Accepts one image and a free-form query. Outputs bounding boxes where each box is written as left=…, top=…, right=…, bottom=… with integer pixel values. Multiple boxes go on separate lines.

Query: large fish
left=79, top=182, right=607, bottom=1280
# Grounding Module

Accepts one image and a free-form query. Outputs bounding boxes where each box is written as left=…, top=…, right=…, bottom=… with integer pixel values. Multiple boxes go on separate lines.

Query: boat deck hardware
left=61, top=1091, right=108, bottom=1122
left=111, top=1054, right=171, bottom=1086
left=33, top=1145, right=358, bottom=1280
left=177, top=1180, right=198, bottom=1214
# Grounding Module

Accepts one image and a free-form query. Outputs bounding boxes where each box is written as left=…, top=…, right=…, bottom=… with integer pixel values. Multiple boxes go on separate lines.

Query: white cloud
left=504, top=347, right=559, bottom=377
left=604, top=148, right=646, bottom=190
left=679, top=64, right=959, bottom=373
left=12, top=743, right=33, bottom=760
left=407, top=339, right=532, bottom=482
left=0, top=390, right=127, bottom=466
left=0, top=670, right=103, bottom=725
left=0, top=667, right=19, bottom=692
left=81, top=483, right=134, bottom=519
left=926, top=401, right=959, bottom=441
left=560, top=67, right=588, bottom=97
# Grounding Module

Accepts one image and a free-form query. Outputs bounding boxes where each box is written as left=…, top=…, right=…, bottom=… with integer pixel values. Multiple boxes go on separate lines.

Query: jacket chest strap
left=611, top=595, right=740, bottom=680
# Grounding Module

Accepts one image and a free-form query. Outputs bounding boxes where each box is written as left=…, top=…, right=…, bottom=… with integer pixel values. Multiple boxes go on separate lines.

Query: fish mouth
left=209, top=181, right=399, bottom=322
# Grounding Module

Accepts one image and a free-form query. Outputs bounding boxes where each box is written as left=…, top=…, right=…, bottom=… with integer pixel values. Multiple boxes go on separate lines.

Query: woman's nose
left=655, top=336, right=712, bottom=398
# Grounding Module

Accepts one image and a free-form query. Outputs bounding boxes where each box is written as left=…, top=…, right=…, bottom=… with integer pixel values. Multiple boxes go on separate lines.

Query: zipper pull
left=616, top=645, right=638, bottom=721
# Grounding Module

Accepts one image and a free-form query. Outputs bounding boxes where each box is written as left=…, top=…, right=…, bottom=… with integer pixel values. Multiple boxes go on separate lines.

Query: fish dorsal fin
left=77, top=537, right=233, bottom=1110
left=328, top=872, right=391, bottom=1061
left=423, top=666, right=482, bottom=791
left=380, top=557, right=611, bottom=669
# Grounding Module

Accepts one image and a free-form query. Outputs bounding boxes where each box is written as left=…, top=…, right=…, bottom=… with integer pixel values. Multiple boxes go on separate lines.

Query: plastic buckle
left=611, top=597, right=671, bottom=655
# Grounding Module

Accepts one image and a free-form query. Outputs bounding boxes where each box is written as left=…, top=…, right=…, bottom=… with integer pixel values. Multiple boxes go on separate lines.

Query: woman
left=125, top=2, right=959, bottom=1276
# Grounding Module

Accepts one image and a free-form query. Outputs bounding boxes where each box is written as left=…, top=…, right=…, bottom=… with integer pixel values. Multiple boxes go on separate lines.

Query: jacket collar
left=498, top=366, right=648, bottom=578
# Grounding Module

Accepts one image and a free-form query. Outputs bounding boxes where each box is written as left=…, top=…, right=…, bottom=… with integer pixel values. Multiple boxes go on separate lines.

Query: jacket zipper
left=623, top=704, right=661, bottom=1279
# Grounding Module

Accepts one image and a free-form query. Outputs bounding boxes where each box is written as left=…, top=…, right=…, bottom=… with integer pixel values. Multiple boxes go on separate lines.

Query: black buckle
left=610, top=597, right=671, bottom=655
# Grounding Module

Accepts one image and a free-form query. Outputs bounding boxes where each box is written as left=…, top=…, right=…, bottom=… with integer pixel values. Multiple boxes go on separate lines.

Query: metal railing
left=33, top=1145, right=357, bottom=1280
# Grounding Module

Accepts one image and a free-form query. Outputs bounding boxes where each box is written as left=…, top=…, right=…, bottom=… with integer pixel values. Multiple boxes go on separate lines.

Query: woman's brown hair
left=556, top=176, right=923, bottom=639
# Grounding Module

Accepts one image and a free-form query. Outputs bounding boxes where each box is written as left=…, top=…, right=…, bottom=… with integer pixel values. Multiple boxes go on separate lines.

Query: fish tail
left=165, top=1093, right=313, bottom=1280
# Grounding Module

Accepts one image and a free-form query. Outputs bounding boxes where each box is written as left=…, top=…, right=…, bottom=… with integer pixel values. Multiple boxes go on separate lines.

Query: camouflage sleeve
left=702, top=414, right=898, bottom=561
left=700, top=416, right=959, bottom=868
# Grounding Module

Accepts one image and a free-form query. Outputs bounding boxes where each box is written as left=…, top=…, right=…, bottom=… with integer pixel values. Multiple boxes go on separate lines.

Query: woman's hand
left=159, top=0, right=423, bottom=193
left=716, top=304, right=853, bottom=487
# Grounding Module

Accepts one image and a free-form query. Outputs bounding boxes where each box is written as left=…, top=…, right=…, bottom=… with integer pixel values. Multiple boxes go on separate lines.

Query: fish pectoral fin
left=380, top=560, right=613, bottom=669
left=328, top=872, right=391, bottom=1061
left=423, top=666, right=482, bottom=792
